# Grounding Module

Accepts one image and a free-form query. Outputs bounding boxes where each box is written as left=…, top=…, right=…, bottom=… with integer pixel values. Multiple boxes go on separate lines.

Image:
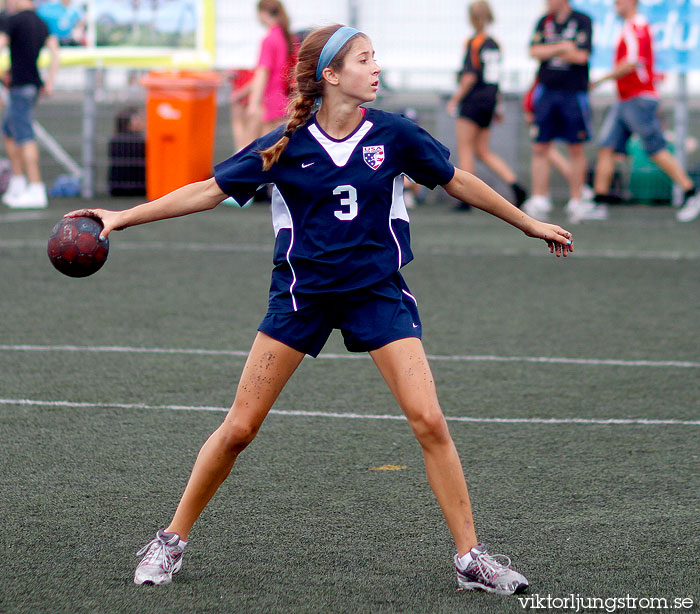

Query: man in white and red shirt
left=615, top=7, right=656, bottom=102
left=591, top=0, right=700, bottom=221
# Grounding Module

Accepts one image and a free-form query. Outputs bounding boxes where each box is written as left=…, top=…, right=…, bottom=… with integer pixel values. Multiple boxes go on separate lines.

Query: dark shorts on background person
left=458, top=96, right=496, bottom=129
left=2, top=85, right=39, bottom=144
left=258, top=273, right=422, bottom=357
left=532, top=84, right=591, bottom=144
left=597, top=96, right=666, bottom=156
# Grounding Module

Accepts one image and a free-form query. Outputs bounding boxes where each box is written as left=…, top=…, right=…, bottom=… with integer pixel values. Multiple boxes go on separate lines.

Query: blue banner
left=573, top=0, right=700, bottom=72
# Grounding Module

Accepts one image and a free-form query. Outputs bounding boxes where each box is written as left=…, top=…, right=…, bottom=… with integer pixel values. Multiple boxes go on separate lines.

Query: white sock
left=457, top=550, right=474, bottom=570
left=177, top=539, right=188, bottom=550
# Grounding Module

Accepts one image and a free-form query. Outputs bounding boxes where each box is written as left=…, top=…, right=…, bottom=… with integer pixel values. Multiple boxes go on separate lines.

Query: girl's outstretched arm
left=65, top=177, right=227, bottom=240
left=444, top=168, right=574, bottom=257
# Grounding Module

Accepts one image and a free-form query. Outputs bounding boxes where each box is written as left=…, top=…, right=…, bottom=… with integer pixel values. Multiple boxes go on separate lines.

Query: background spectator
left=240, top=0, right=297, bottom=148
left=37, top=0, right=85, bottom=46
left=108, top=106, right=146, bottom=197
left=447, top=0, right=527, bottom=211
left=590, top=0, right=700, bottom=222
left=0, top=0, right=59, bottom=209
left=523, top=0, right=604, bottom=223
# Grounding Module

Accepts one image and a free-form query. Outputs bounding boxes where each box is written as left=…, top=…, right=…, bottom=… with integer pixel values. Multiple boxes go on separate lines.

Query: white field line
left=1, top=398, right=699, bottom=426
left=2, top=238, right=700, bottom=261
left=0, top=212, right=50, bottom=223
left=1, top=344, right=699, bottom=369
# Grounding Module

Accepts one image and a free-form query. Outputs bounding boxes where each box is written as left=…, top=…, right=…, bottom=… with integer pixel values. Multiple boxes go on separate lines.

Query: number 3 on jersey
left=333, top=185, right=358, bottom=221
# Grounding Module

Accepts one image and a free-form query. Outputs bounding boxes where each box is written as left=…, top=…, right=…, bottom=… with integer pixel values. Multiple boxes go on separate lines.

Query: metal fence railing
left=24, top=67, right=700, bottom=205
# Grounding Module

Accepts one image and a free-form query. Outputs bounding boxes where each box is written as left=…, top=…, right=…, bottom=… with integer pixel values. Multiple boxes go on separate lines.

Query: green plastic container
left=627, top=137, right=672, bottom=204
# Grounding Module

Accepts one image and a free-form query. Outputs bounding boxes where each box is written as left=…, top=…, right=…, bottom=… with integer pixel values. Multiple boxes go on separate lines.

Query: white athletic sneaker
left=134, top=530, right=185, bottom=585
left=2, top=175, right=27, bottom=206
left=676, top=192, right=700, bottom=222
left=565, top=198, right=608, bottom=223
left=455, top=544, right=529, bottom=595
left=6, top=182, right=48, bottom=209
left=521, top=195, right=553, bottom=220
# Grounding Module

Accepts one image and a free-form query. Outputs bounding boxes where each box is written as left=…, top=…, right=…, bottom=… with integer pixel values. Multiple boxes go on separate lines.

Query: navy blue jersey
left=214, top=108, right=454, bottom=312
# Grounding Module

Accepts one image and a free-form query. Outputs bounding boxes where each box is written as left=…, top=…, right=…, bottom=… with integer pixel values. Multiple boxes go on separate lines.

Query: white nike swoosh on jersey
left=412, top=323, right=419, bottom=328
left=302, top=162, right=314, bottom=168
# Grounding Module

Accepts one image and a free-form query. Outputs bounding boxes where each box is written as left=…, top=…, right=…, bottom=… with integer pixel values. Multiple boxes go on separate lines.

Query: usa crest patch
left=363, top=145, right=385, bottom=170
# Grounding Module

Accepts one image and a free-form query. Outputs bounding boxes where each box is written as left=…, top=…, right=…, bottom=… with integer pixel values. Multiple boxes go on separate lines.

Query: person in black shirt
left=0, top=0, right=59, bottom=209
left=447, top=1, right=527, bottom=211
left=522, top=0, right=605, bottom=223
left=108, top=106, right=146, bottom=196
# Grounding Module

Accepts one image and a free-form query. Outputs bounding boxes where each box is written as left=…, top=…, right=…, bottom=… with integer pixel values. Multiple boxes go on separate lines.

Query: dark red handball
left=47, top=216, right=109, bottom=278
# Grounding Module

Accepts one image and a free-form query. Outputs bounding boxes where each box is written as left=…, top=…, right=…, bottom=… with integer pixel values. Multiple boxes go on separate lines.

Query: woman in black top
left=447, top=1, right=526, bottom=210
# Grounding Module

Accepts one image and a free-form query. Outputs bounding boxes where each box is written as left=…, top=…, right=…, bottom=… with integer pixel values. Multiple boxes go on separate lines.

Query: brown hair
left=259, top=24, right=365, bottom=171
left=257, top=0, right=294, bottom=57
left=468, top=0, right=494, bottom=31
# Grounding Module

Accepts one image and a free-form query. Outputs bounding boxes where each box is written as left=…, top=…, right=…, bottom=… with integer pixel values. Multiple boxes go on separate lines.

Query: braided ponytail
left=258, top=24, right=365, bottom=171
left=260, top=94, right=316, bottom=170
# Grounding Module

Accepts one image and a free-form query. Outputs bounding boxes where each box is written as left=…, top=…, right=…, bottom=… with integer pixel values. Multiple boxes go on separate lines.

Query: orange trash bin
left=141, top=71, right=221, bottom=200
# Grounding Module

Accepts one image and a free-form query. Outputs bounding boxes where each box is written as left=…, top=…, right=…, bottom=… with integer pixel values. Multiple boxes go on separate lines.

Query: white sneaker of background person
left=521, top=194, right=553, bottom=220
left=565, top=198, right=608, bottom=223
left=7, top=181, right=48, bottom=209
left=2, top=174, right=27, bottom=206
left=676, top=191, right=700, bottom=222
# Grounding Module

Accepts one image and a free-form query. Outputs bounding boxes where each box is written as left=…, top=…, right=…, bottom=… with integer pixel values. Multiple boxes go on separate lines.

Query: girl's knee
left=217, top=417, right=260, bottom=453
left=408, top=407, right=451, bottom=446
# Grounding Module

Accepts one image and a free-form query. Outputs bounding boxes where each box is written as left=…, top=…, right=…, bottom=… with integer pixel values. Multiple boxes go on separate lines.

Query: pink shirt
left=258, top=25, right=291, bottom=122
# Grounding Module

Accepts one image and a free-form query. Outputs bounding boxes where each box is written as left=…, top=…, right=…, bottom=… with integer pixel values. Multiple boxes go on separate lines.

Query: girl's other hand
left=525, top=221, right=573, bottom=258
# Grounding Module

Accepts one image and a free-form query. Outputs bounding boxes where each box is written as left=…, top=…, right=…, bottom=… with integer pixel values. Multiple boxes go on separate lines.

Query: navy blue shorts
left=532, top=85, right=591, bottom=144
left=258, top=274, right=422, bottom=357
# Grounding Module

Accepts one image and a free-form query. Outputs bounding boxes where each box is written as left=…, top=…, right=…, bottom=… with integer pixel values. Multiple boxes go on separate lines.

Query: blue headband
left=316, top=26, right=361, bottom=81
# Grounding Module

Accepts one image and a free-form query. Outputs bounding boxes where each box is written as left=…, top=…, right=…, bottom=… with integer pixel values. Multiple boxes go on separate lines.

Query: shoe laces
left=136, top=536, right=179, bottom=572
left=470, top=550, right=513, bottom=581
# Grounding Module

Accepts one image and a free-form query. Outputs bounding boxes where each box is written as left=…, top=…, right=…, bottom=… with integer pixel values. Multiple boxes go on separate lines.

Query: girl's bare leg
left=166, top=332, right=305, bottom=539
left=370, top=337, right=478, bottom=556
